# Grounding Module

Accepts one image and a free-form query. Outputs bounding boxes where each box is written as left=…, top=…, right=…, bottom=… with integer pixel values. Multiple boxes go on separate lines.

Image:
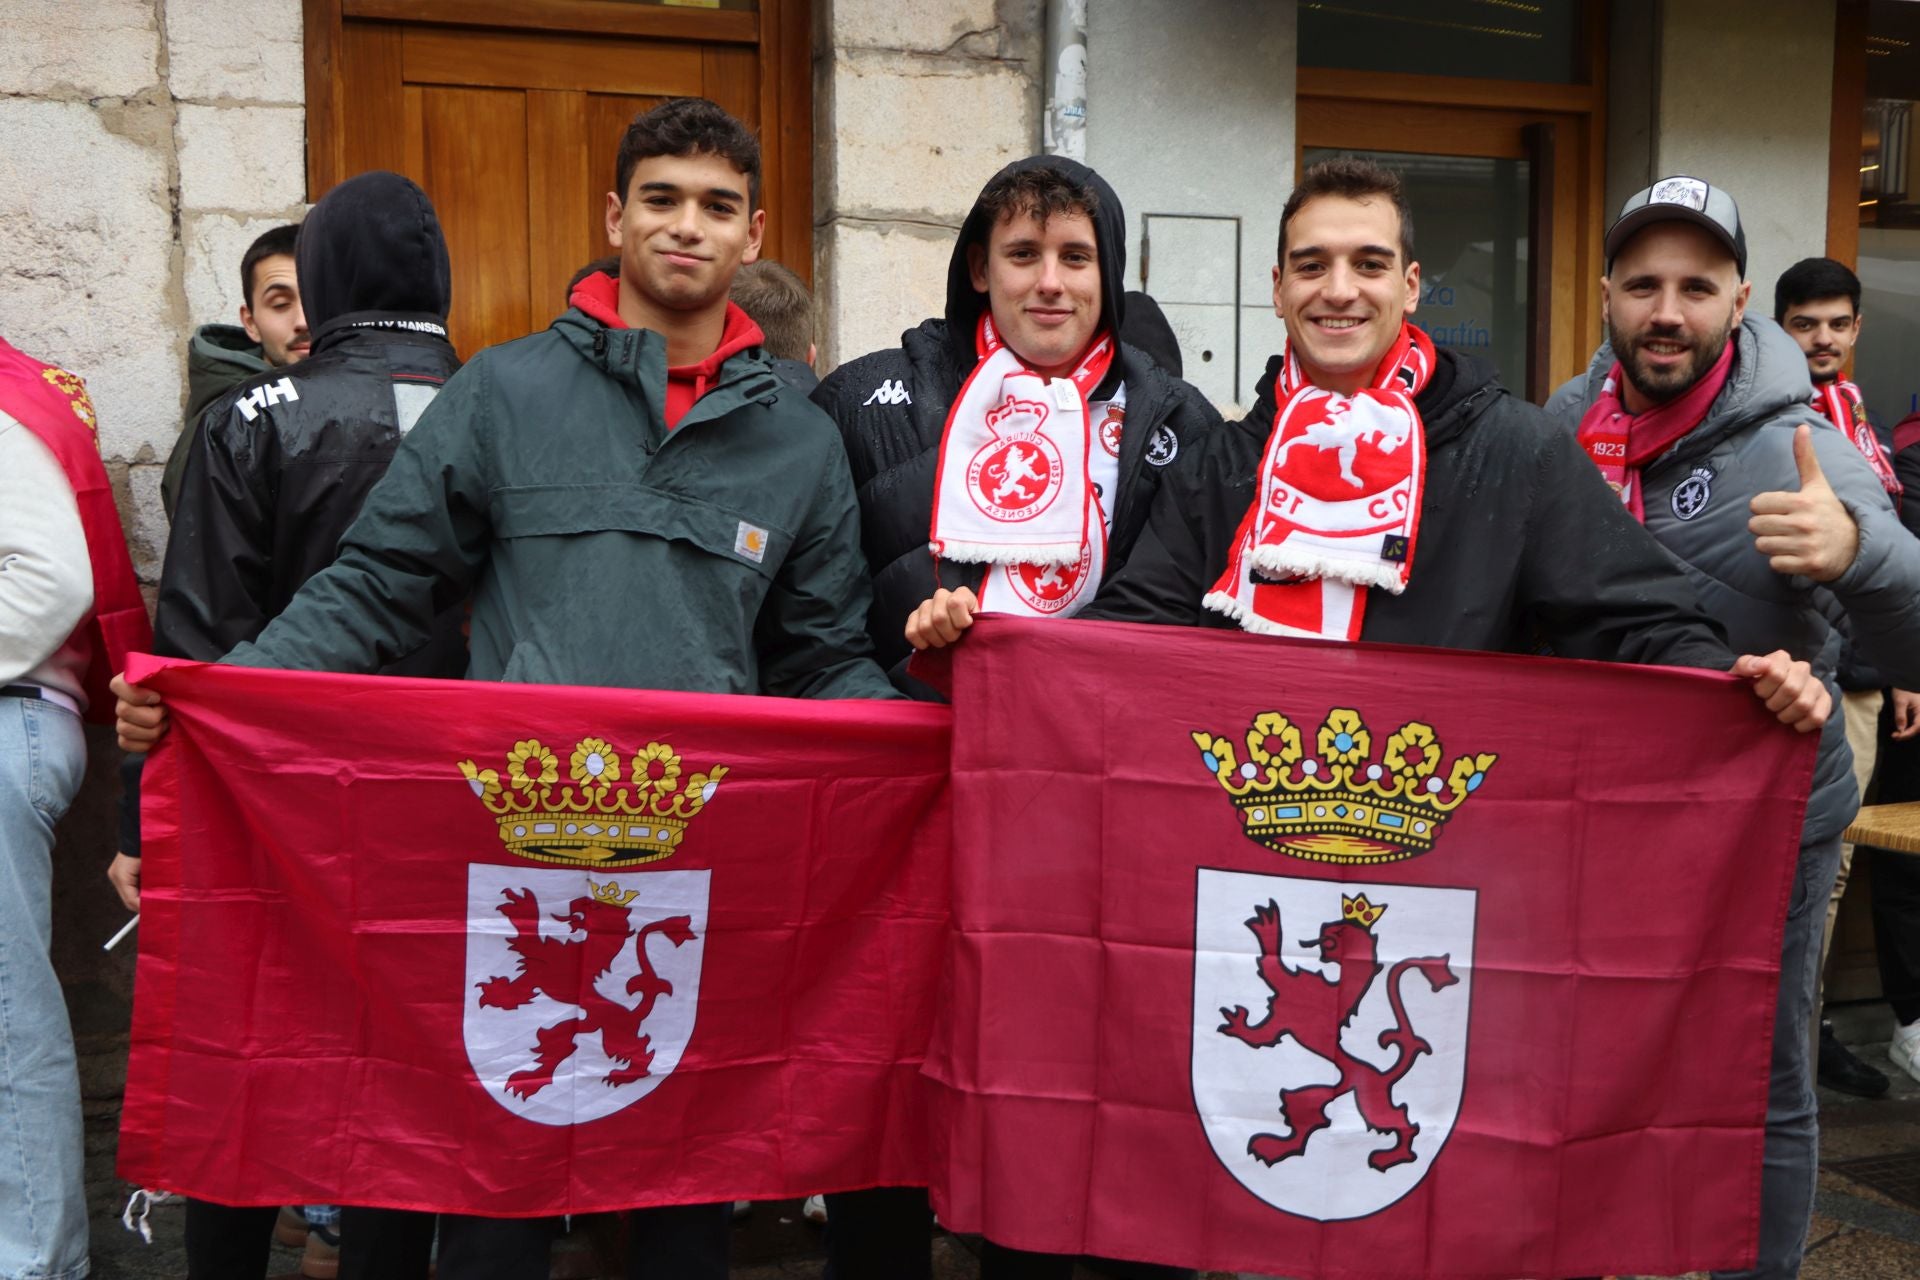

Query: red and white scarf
left=1575, top=341, right=1734, bottom=521
left=1813, top=379, right=1902, bottom=497
left=930, top=315, right=1115, bottom=618
left=1204, top=323, right=1435, bottom=640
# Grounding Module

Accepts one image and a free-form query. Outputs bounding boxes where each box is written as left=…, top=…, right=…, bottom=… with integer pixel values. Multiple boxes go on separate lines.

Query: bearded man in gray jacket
left=1547, top=177, right=1920, bottom=1280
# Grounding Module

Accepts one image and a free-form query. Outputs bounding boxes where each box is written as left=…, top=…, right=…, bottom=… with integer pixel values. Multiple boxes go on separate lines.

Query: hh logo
left=862, top=379, right=912, bottom=407
left=1192, top=870, right=1474, bottom=1221
left=465, top=867, right=709, bottom=1125
left=236, top=376, right=300, bottom=422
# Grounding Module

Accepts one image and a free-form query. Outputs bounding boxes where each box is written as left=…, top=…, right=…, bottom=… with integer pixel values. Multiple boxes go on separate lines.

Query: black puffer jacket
left=812, top=155, right=1220, bottom=685
left=1086, top=347, right=1735, bottom=671
left=120, top=171, right=466, bottom=856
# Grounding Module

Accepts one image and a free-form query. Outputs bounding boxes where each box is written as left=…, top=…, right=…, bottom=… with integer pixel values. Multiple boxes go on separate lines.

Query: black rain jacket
left=812, top=155, right=1220, bottom=689
left=120, top=171, right=466, bottom=856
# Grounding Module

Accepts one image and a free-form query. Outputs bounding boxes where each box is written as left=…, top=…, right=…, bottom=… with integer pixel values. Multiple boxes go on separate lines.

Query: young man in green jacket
left=117, top=97, right=895, bottom=1280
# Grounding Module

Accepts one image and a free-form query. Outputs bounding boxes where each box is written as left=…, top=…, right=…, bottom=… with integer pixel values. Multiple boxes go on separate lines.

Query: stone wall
left=1085, top=0, right=1296, bottom=410
left=0, top=0, right=307, bottom=584
left=812, top=0, right=1044, bottom=371
left=1606, top=0, right=1836, bottom=298
left=0, top=0, right=306, bottom=1096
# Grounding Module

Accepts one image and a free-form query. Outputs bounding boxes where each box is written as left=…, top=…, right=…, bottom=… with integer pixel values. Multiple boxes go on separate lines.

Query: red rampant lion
left=476, top=887, right=694, bottom=1099
left=1218, top=896, right=1456, bottom=1172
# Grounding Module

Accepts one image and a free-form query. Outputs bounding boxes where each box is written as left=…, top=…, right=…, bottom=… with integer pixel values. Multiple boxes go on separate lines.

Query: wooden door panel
left=402, top=27, right=704, bottom=97
left=528, top=90, right=592, bottom=330
left=422, top=86, right=531, bottom=358
left=341, top=22, right=407, bottom=176
left=316, top=0, right=811, bottom=358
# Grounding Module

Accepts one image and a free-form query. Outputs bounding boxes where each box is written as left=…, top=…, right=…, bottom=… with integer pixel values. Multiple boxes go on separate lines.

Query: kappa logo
left=1193, top=870, right=1475, bottom=1221
left=235, top=376, right=300, bottom=422
left=1671, top=465, right=1714, bottom=521
left=966, top=397, right=1064, bottom=522
left=863, top=379, right=911, bottom=407
left=458, top=735, right=725, bottom=1124
left=1146, top=424, right=1179, bottom=467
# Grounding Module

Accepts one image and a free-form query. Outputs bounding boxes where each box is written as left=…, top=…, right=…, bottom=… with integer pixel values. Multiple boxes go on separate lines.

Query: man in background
left=731, top=258, right=817, bottom=391
left=162, top=222, right=308, bottom=519
left=1775, top=255, right=1904, bottom=1099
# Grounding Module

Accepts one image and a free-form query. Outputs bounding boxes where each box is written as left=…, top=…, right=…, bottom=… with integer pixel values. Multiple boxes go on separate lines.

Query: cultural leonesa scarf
left=929, top=314, right=1115, bottom=618
left=1204, top=323, right=1434, bottom=640
left=1813, top=379, right=1902, bottom=499
left=1574, top=340, right=1734, bottom=521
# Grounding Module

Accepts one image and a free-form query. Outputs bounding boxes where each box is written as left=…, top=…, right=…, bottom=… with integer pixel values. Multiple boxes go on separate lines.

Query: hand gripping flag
left=924, top=617, right=1817, bottom=1280
left=117, top=656, right=950, bottom=1216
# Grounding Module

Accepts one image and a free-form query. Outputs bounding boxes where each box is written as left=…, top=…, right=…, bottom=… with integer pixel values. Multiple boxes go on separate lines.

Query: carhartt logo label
left=734, top=522, right=768, bottom=564
left=235, top=377, right=299, bottom=422
left=862, top=380, right=911, bottom=407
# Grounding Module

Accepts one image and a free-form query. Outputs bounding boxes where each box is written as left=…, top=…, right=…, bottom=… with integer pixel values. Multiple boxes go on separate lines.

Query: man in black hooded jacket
left=814, top=156, right=1218, bottom=693
left=109, top=169, right=465, bottom=1280
left=812, top=155, right=1214, bottom=1280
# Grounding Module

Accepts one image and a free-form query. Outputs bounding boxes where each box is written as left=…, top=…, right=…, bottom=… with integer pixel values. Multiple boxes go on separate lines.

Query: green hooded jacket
left=163, top=324, right=269, bottom=520
left=225, top=306, right=897, bottom=701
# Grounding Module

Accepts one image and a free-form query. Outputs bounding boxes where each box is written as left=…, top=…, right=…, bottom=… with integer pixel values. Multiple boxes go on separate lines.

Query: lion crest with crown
left=475, top=878, right=696, bottom=1099
left=1218, top=893, right=1457, bottom=1171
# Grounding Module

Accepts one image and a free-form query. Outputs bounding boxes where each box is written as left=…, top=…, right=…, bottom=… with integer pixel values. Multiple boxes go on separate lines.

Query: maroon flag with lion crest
left=117, top=655, right=950, bottom=1215
left=924, top=616, right=1816, bottom=1280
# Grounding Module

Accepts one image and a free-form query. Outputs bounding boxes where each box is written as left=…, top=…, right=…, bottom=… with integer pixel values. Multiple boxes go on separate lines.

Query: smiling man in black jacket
left=908, top=159, right=1826, bottom=740
left=813, top=155, right=1215, bottom=1280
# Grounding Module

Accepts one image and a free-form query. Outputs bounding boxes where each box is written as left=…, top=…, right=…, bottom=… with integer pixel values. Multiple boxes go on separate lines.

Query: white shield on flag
left=1191, top=868, right=1475, bottom=1221
left=463, top=864, right=710, bottom=1126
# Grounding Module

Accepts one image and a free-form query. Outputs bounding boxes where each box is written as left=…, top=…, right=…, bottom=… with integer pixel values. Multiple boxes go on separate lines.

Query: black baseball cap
left=1604, top=175, right=1748, bottom=278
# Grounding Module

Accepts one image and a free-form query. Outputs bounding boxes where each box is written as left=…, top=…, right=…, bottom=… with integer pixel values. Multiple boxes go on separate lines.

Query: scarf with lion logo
left=930, top=314, right=1115, bottom=618
left=1204, top=322, right=1434, bottom=640
left=1813, top=379, right=1902, bottom=499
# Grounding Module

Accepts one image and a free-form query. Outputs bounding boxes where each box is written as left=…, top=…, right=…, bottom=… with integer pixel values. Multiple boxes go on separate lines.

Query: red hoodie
left=568, top=271, right=765, bottom=429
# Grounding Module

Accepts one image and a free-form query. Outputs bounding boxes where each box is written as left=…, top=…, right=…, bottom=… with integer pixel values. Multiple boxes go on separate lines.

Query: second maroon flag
left=925, top=618, right=1816, bottom=1279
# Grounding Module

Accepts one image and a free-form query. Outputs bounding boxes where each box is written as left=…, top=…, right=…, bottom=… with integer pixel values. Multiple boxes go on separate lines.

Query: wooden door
left=304, top=0, right=810, bottom=360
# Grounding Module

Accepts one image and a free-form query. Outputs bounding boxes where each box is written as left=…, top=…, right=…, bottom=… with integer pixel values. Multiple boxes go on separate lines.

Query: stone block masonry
left=812, top=0, right=1045, bottom=371
left=0, top=0, right=308, bottom=585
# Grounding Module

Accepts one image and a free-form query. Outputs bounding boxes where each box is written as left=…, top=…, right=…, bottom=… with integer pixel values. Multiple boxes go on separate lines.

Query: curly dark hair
left=975, top=165, right=1101, bottom=232
left=615, top=97, right=762, bottom=208
left=1774, top=256, right=1861, bottom=321
left=1278, top=157, right=1415, bottom=266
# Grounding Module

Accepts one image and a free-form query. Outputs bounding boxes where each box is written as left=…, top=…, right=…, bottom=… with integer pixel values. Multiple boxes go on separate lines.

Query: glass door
left=1302, top=147, right=1533, bottom=396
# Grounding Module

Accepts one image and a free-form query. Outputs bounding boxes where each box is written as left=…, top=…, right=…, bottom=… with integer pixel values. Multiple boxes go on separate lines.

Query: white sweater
left=0, top=408, right=94, bottom=709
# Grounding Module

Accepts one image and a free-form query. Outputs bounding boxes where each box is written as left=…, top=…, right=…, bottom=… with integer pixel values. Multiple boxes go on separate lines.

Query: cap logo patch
left=1649, top=177, right=1709, bottom=211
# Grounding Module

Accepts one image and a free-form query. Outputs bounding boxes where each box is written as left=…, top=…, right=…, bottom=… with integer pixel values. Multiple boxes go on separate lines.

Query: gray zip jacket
left=1546, top=316, right=1920, bottom=845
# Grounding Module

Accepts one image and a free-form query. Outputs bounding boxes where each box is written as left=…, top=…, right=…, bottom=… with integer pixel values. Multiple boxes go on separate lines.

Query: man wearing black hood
left=108, top=169, right=464, bottom=1280
left=815, top=156, right=1217, bottom=692
left=811, top=156, right=1215, bottom=1280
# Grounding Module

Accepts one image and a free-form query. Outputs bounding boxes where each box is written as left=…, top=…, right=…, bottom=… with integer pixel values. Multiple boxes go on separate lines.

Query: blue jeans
left=0, top=698, right=88, bottom=1280
left=1711, top=834, right=1841, bottom=1280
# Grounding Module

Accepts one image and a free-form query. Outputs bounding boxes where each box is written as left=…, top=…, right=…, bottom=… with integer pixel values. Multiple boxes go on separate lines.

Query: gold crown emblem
left=587, top=879, right=640, bottom=907
left=458, top=736, right=727, bottom=867
left=1342, top=893, right=1386, bottom=928
left=1192, top=708, right=1495, bottom=864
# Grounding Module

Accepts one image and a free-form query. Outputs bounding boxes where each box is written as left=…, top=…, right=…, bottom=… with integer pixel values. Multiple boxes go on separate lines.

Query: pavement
left=78, top=1003, right=1920, bottom=1280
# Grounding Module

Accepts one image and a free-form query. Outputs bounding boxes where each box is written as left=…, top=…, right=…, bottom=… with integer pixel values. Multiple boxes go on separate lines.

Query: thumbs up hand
left=1747, top=424, right=1860, bottom=583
